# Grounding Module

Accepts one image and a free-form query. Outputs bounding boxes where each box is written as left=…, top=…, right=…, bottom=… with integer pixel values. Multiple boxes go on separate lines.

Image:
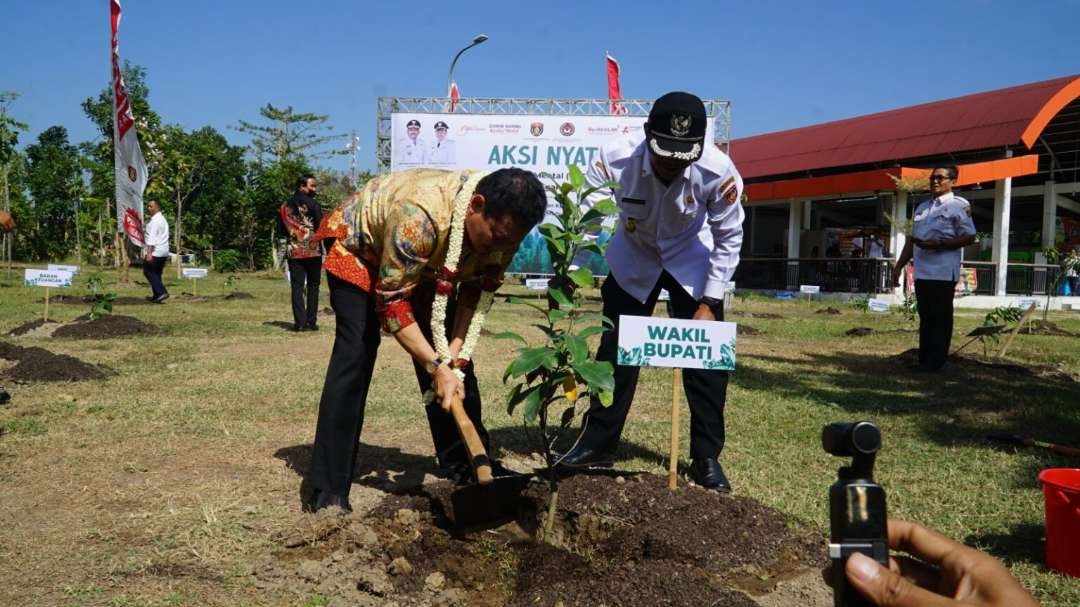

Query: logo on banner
left=530, top=122, right=544, bottom=136
left=560, top=122, right=575, bottom=136
left=127, top=165, right=137, bottom=182
left=123, top=208, right=145, bottom=246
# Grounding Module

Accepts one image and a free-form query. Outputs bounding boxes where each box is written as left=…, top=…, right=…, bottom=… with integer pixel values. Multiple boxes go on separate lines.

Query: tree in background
left=233, top=103, right=344, bottom=164
left=25, top=126, right=82, bottom=261
left=1, top=92, right=27, bottom=274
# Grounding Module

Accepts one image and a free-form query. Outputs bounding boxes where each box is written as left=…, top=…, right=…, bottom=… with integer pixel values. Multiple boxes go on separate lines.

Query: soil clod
left=52, top=314, right=163, bottom=339
left=816, top=307, right=842, bottom=315
left=845, top=327, right=874, bottom=337
left=0, top=341, right=110, bottom=382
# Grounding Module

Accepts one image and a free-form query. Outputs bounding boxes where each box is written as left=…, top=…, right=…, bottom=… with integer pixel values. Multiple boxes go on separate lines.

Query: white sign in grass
left=525, top=278, right=550, bottom=290
left=47, top=264, right=80, bottom=275
left=25, top=268, right=74, bottom=288
left=1016, top=297, right=1038, bottom=310
left=617, top=315, right=736, bottom=370
left=182, top=268, right=209, bottom=279
left=867, top=298, right=891, bottom=313
left=799, top=284, right=821, bottom=294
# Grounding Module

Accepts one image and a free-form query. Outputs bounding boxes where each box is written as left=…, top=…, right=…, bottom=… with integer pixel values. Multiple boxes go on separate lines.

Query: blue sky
left=2, top=0, right=1077, bottom=172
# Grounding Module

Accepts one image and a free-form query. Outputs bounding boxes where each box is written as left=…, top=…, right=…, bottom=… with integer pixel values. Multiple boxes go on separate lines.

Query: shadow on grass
left=735, top=349, right=1080, bottom=457
left=274, top=443, right=441, bottom=506
left=487, top=426, right=671, bottom=472
left=262, top=320, right=297, bottom=331
left=965, top=521, right=1046, bottom=567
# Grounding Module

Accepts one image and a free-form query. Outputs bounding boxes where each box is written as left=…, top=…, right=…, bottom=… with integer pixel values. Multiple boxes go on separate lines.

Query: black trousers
left=574, top=271, right=729, bottom=461
left=143, top=256, right=168, bottom=298
left=308, top=274, right=490, bottom=497
left=288, top=257, right=322, bottom=329
left=914, top=279, right=955, bottom=370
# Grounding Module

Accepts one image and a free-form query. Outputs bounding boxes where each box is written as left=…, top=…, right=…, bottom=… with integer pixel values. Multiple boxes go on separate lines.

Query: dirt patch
left=6, top=319, right=58, bottom=337
left=1020, top=320, right=1077, bottom=337
left=112, top=296, right=152, bottom=306
left=815, top=307, right=842, bottom=315
left=0, top=342, right=110, bottom=382
left=845, top=327, right=875, bottom=337
left=178, top=293, right=209, bottom=302
left=730, top=311, right=785, bottom=320
left=225, top=292, right=255, bottom=300
left=259, top=474, right=827, bottom=606
left=894, top=348, right=1077, bottom=383
left=40, top=294, right=95, bottom=304
left=738, top=324, right=763, bottom=336
left=52, top=315, right=163, bottom=340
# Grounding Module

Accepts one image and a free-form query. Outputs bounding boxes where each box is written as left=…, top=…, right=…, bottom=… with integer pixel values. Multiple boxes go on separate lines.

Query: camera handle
left=829, top=452, right=888, bottom=607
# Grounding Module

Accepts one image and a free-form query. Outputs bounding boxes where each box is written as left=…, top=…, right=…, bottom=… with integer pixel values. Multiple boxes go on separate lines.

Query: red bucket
left=1039, top=468, right=1080, bottom=577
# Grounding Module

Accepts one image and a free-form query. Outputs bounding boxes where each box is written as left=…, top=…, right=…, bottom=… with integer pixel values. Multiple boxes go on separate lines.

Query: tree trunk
left=175, top=189, right=183, bottom=278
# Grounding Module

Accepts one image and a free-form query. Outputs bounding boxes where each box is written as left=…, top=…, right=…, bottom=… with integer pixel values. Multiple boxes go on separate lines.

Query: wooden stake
left=192, top=277, right=197, bottom=297
left=44, top=287, right=50, bottom=322
left=997, top=303, right=1038, bottom=360
left=668, top=368, right=682, bottom=491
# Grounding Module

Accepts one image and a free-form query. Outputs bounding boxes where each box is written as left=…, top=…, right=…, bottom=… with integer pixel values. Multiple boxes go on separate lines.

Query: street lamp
left=446, top=34, right=489, bottom=97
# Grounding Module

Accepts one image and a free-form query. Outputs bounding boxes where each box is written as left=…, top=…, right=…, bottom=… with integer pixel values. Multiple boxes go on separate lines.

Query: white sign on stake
left=867, top=298, right=891, bottom=313
left=182, top=268, right=209, bottom=279
left=47, top=264, right=80, bottom=275
left=617, top=315, right=737, bottom=370
left=525, top=278, right=550, bottom=290
left=1016, top=297, right=1039, bottom=310
left=25, top=269, right=74, bottom=288
left=800, top=284, right=821, bottom=294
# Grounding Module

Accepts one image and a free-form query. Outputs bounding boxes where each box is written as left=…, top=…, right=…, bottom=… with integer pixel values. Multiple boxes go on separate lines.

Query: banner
left=389, top=111, right=715, bottom=275
left=111, top=0, right=147, bottom=246
left=606, top=53, right=625, bottom=115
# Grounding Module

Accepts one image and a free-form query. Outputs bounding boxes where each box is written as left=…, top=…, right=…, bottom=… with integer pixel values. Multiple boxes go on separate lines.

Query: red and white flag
left=111, top=0, right=147, bottom=246
left=606, top=53, right=626, bottom=115
left=448, top=81, right=460, bottom=113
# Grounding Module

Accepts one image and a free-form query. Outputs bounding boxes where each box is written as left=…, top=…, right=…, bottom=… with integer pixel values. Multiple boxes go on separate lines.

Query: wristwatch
left=699, top=296, right=724, bottom=317
left=424, top=356, right=449, bottom=376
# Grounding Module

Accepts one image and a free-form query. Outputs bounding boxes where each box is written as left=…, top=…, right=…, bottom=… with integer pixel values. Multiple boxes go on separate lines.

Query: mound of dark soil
left=52, top=314, right=163, bottom=339
left=845, top=327, right=874, bottom=337
left=0, top=341, right=110, bottom=382
left=178, top=293, right=209, bottom=302
left=737, top=324, right=762, bottom=336
left=42, top=294, right=95, bottom=304
left=730, top=311, right=785, bottom=319
left=1020, top=320, right=1077, bottom=337
left=225, top=292, right=255, bottom=300
left=816, top=307, right=842, bottom=315
left=6, top=319, right=57, bottom=337
left=112, top=296, right=152, bottom=306
left=259, top=474, right=826, bottom=606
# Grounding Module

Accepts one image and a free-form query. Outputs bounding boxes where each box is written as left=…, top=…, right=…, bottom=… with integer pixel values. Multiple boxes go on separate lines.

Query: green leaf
left=505, top=347, right=558, bottom=380
left=577, top=325, right=608, bottom=339
left=572, top=360, right=615, bottom=392
left=545, top=236, right=567, bottom=256
left=522, top=386, right=542, bottom=423
left=549, top=288, right=572, bottom=309
left=597, top=390, right=614, bottom=407
left=547, top=308, right=568, bottom=324
left=582, top=198, right=619, bottom=223
left=568, top=164, right=585, bottom=189
left=577, top=313, right=614, bottom=328
left=564, top=335, right=588, bottom=364
left=507, top=296, right=547, bottom=313
left=491, top=331, right=527, bottom=346
left=568, top=267, right=594, bottom=289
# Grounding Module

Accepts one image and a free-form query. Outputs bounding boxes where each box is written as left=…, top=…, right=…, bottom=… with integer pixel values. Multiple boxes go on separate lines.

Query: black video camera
left=823, top=421, right=888, bottom=607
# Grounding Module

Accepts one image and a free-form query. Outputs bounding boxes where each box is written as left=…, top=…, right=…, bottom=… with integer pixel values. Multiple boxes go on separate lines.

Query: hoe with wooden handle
left=446, top=393, right=527, bottom=531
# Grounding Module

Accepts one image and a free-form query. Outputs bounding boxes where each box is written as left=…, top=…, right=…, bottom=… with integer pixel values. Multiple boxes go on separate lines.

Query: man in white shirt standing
left=892, top=166, right=976, bottom=371
left=142, top=199, right=171, bottom=303
left=556, top=92, right=745, bottom=492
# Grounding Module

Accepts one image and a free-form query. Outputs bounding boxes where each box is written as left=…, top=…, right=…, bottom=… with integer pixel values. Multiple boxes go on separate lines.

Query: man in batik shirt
left=279, top=174, right=324, bottom=331
left=305, top=167, right=546, bottom=513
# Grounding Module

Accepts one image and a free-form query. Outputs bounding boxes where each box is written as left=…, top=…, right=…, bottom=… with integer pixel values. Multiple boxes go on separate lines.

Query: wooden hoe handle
left=447, top=394, right=494, bottom=484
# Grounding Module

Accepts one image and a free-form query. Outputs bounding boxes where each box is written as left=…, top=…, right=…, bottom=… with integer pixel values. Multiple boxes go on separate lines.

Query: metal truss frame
left=376, top=96, right=732, bottom=171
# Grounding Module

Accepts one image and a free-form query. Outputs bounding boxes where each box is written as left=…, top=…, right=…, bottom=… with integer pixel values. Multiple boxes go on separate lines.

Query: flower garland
left=425, top=173, right=497, bottom=402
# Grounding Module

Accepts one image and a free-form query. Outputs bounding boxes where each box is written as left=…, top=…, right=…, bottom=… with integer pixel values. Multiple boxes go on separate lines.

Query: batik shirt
left=316, top=168, right=508, bottom=333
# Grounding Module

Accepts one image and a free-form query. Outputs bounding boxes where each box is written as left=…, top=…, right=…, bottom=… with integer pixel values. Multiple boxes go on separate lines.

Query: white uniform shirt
left=428, top=139, right=455, bottom=164
left=584, top=137, right=745, bottom=303
left=144, top=211, right=170, bottom=258
left=911, top=192, right=976, bottom=281
left=397, top=137, right=427, bottom=164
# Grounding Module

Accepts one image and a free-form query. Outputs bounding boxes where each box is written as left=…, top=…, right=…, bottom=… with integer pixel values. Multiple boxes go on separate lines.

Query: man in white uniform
left=396, top=119, right=427, bottom=165
left=428, top=121, right=455, bottom=164
left=557, top=92, right=745, bottom=491
left=143, top=199, right=171, bottom=303
left=892, top=166, right=975, bottom=371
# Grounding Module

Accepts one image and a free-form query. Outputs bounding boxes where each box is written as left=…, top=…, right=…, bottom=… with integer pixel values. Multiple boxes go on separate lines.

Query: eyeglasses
left=929, top=175, right=952, bottom=182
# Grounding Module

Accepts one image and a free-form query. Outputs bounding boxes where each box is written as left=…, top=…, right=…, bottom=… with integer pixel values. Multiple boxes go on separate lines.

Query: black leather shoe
left=0, top=387, right=10, bottom=406
left=553, top=444, right=615, bottom=470
left=690, top=458, right=732, bottom=492
left=151, top=293, right=170, bottom=304
left=310, top=490, right=352, bottom=513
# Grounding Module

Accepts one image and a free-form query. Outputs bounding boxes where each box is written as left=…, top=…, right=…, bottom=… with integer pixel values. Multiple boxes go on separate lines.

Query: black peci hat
left=434, top=121, right=448, bottom=130
left=646, top=92, right=706, bottom=162
left=406, top=119, right=421, bottom=128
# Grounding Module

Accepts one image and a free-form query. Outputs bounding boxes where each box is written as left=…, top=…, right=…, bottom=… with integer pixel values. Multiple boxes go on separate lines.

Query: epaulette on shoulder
left=694, top=144, right=733, bottom=179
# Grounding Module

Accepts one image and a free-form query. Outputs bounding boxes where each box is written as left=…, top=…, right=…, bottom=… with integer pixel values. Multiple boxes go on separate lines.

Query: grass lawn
left=1, top=265, right=1078, bottom=606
